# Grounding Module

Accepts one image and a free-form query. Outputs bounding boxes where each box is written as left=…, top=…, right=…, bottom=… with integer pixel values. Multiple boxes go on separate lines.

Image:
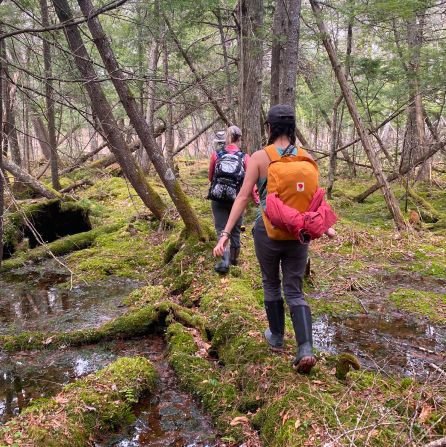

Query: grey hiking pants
left=253, top=218, right=309, bottom=307
left=211, top=200, right=243, bottom=248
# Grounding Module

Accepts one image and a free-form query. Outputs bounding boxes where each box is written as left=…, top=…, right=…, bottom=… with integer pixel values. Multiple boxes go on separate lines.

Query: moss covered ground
left=1, top=162, right=445, bottom=446
left=0, top=357, right=158, bottom=447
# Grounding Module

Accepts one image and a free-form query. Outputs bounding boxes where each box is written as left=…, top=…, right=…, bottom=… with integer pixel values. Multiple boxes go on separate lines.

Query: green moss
left=165, top=322, right=242, bottom=440
left=335, top=353, right=361, bottom=380
left=0, top=357, right=157, bottom=447
left=388, top=288, right=446, bottom=323
left=67, top=219, right=166, bottom=281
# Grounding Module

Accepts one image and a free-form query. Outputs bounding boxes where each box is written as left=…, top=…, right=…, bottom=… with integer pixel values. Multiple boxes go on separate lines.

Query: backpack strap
left=216, top=148, right=227, bottom=159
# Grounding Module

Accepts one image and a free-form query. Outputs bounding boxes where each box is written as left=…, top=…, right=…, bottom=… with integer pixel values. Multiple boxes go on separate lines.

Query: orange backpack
left=261, top=145, right=319, bottom=240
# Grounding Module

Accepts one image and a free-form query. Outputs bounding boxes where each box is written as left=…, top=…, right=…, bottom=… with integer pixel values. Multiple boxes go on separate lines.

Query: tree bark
left=354, top=139, right=446, bottom=202
left=77, top=0, right=205, bottom=238
left=270, top=0, right=285, bottom=106
left=3, top=158, right=59, bottom=199
left=280, top=0, right=301, bottom=108
left=327, top=98, right=341, bottom=199
left=40, top=0, right=60, bottom=190
left=52, top=0, right=167, bottom=220
left=163, top=39, right=175, bottom=170
left=400, top=10, right=430, bottom=181
left=0, top=21, right=4, bottom=264
left=32, top=117, right=51, bottom=160
left=215, top=8, right=235, bottom=122
left=310, top=0, right=406, bottom=230
left=238, top=0, right=264, bottom=153
left=2, top=58, right=22, bottom=167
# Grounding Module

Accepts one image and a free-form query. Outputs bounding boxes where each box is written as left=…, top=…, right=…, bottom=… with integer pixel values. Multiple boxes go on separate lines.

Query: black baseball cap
left=266, top=104, right=295, bottom=124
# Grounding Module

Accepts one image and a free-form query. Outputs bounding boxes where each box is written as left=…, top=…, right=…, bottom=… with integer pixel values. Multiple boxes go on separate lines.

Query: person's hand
left=213, top=234, right=229, bottom=257
left=325, top=227, right=336, bottom=238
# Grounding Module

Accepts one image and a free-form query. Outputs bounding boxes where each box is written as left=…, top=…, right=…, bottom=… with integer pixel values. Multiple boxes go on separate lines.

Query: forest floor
left=0, top=159, right=445, bottom=447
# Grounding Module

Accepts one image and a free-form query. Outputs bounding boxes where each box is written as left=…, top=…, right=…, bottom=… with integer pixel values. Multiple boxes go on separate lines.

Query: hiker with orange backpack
left=213, top=105, right=336, bottom=373
left=208, top=126, right=258, bottom=273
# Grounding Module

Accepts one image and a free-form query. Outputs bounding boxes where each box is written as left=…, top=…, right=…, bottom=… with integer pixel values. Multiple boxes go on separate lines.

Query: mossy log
left=407, top=187, right=444, bottom=223
left=0, top=222, right=123, bottom=271
left=0, top=298, right=207, bottom=352
left=0, top=357, right=158, bottom=447
left=2, top=199, right=92, bottom=258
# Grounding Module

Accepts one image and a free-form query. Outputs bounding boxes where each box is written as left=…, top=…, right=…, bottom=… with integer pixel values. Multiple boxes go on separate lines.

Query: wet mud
left=312, top=269, right=446, bottom=378
left=0, top=260, right=139, bottom=335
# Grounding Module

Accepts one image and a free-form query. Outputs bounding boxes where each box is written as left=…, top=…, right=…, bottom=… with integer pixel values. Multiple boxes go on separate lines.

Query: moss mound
left=0, top=357, right=157, bottom=447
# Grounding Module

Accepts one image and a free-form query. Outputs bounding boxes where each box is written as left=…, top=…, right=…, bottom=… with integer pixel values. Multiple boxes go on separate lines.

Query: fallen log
left=2, top=158, right=59, bottom=199
left=60, top=178, right=93, bottom=193
left=354, top=139, right=446, bottom=202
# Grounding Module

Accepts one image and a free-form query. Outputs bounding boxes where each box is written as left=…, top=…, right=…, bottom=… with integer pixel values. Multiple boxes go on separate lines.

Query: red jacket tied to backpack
left=265, top=188, right=337, bottom=243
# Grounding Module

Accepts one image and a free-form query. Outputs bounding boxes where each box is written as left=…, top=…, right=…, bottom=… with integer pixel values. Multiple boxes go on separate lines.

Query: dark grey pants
left=253, top=218, right=309, bottom=307
left=211, top=200, right=243, bottom=248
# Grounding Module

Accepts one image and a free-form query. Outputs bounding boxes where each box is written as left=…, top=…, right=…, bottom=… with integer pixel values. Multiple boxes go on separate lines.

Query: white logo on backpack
left=296, top=182, right=305, bottom=192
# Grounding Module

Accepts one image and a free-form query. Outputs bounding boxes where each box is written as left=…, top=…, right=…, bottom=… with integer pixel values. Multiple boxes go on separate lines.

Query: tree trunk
left=163, top=39, right=175, bottom=170
left=0, top=21, right=4, bottom=264
left=32, top=117, right=51, bottom=160
left=310, top=0, right=406, bottom=230
left=3, top=65, right=22, bottom=167
left=279, top=0, right=301, bottom=108
left=52, top=0, right=167, bottom=220
left=270, top=0, right=285, bottom=107
left=215, top=8, right=235, bottom=122
left=238, top=0, right=264, bottom=153
left=40, top=0, right=60, bottom=190
left=400, top=10, right=430, bottom=181
left=77, top=0, right=205, bottom=238
left=3, top=158, right=59, bottom=199
left=327, top=98, right=341, bottom=199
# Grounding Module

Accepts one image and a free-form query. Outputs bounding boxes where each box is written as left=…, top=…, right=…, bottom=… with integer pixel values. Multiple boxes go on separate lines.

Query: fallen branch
left=173, top=115, right=222, bottom=156
left=354, top=139, right=446, bottom=202
left=60, top=178, right=94, bottom=193
left=3, top=158, right=59, bottom=199
left=422, top=436, right=446, bottom=447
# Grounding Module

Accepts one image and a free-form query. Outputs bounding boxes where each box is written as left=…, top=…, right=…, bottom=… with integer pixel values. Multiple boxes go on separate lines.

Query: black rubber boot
left=264, top=300, right=285, bottom=350
left=230, top=247, right=240, bottom=266
left=214, top=247, right=230, bottom=274
left=290, top=305, right=316, bottom=373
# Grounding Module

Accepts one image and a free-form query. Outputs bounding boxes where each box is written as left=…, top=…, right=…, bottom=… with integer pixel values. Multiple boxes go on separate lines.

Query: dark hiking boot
left=230, top=247, right=240, bottom=266
left=264, top=300, right=285, bottom=350
left=214, top=247, right=230, bottom=274
left=290, top=305, right=316, bottom=374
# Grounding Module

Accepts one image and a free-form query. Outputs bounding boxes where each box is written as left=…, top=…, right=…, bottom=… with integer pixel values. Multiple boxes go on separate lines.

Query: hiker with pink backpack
left=213, top=104, right=336, bottom=374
